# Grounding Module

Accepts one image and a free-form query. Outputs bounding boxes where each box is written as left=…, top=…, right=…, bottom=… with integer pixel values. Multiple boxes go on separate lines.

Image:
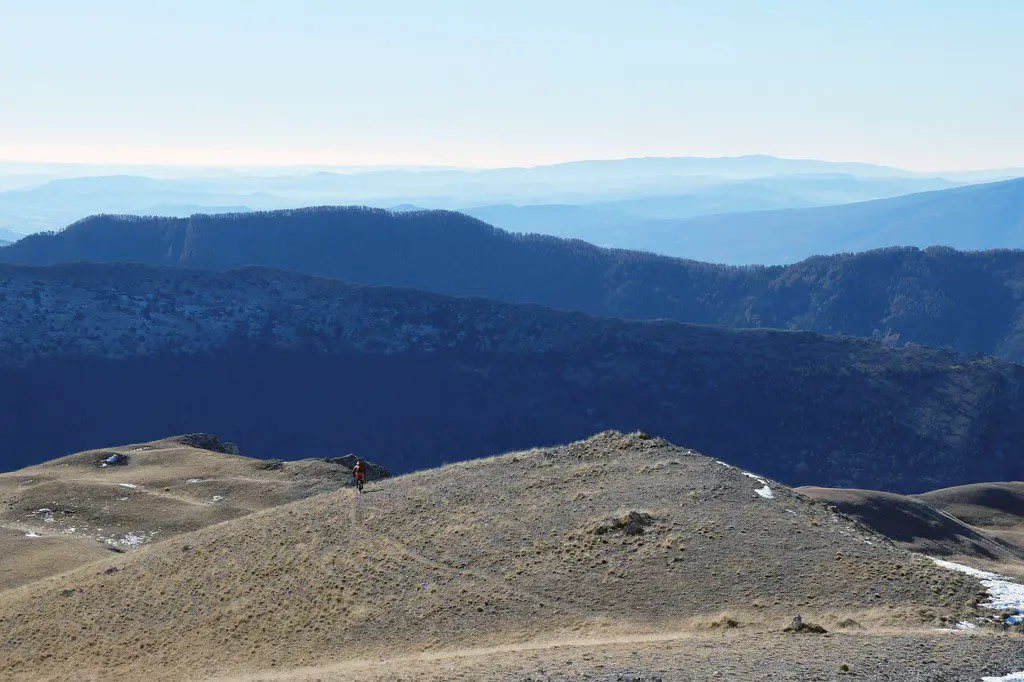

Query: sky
left=1, top=0, right=1022, bottom=171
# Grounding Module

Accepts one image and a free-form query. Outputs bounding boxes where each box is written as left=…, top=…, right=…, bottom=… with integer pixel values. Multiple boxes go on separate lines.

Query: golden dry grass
left=0, top=432, right=1019, bottom=681
left=0, top=436, right=352, bottom=589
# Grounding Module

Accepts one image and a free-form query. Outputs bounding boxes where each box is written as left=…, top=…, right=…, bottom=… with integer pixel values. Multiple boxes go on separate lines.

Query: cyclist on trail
left=353, top=460, right=366, bottom=493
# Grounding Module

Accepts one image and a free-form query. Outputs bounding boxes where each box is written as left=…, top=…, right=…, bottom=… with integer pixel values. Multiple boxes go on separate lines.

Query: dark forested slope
left=2, top=262, right=1023, bottom=492
left=3, top=207, right=1024, bottom=361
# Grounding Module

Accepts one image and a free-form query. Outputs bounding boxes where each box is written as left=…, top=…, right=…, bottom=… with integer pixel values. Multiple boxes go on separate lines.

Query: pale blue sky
left=1, top=0, right=1021, bottom=170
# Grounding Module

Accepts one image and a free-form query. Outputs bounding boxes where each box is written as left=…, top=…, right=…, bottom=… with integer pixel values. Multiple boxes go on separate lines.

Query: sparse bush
left=586, top=510, right=655, bottom=536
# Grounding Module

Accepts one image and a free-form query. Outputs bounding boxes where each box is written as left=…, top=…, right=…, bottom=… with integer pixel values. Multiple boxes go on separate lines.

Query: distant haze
left=1, top=159, right=1022, bottom=264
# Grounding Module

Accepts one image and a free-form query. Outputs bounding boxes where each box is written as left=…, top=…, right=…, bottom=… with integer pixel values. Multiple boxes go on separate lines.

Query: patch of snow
left=62, top=527, right=76, bottom=534
left=118, top=483, right=137, bottom=489
left=784, top=509, right=797, bottom=515
left=212, top=495, right=224, bottom=502
left=105, top=531, right=152, bottom=549
left=933, top=559, right=997, bottom=580
left=954, top=621, right=977, bottom=630
left=933, top=558, right=1024, bottom=626
left=120, top=532, right=147, bottom=547
left=117, top=497, right=129, bottom=501
left=716, top=465, right=774, bottom=499
left=982, top=673, right=1024, bottom=681
left=24, top=532, right=42, bottom=538
left=34, top=508, right=51, bottom=513
left=185, top=478, right=203, bottom=484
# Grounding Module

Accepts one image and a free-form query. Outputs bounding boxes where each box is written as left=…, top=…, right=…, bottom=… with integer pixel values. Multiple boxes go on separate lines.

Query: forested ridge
left=4, top=207, right=1023, bottom=360
left=1, top=261, right=1023, bottom=491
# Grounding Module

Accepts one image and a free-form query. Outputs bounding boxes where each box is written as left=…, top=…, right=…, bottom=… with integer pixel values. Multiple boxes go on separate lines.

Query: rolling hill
left=0, top=434, right=366, bottom=590
left=797, top=486, right=1024, bottom=567
left=921, top=482, right=1024, bottom=560
left=1, top=431, right=1021, bottom=681
left=2, top=261, right=1024, bottom=492
left=5, top=206, right=1024, bottom=362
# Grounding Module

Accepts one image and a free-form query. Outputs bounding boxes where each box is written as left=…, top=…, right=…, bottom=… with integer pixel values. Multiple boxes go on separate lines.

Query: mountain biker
left=353, top=460, right=366, bottom=493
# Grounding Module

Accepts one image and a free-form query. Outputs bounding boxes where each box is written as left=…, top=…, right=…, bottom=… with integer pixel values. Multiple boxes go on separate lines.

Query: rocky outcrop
left=323, top=455, right=390, bottom=482
left=173, top=434, right=240, bottom=455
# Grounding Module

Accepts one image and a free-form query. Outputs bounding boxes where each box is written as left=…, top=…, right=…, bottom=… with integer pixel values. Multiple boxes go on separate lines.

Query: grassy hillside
left=797, top=487, right=1022, bottom=564
left=2, top=262, right=1024, bottom=491
left=921, top=482, right=1024, bottom=559
left=0, top=435, right=358, bottom=589
left=801, top=482, right=1024, bottom=582
left=5, top=206, right=1024, bottom=361
left=2, top=432, right=1020, bottom=681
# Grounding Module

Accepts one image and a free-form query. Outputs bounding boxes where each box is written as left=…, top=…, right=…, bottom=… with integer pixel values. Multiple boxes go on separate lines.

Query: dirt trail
left=214, top=629, right=701, bottom=681
left=215, top=625, right=1006, bottom=682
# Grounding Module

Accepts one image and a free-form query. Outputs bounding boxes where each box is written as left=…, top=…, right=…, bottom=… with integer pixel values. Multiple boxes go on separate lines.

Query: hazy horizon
left=1, top=153, right=1021, bottom=178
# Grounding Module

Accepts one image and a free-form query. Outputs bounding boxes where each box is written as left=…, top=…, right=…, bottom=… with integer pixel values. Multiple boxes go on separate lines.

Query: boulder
left=784, top=615, right=827, bottom=634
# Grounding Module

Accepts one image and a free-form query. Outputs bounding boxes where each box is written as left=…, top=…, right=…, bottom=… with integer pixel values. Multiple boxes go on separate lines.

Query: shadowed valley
left=2, top=262, right=1024, bottom=492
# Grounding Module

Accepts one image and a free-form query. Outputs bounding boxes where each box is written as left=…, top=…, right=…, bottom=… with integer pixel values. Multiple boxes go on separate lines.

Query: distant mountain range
left=2, top=154, right=1020, bottom=242
left=501, top=155, right=1022, bottom=184
left=0, top=170, right=953, bottom=236
left=0, top=175, right=258, bottom=233
left=5, top=206, right=1024, bottom=362
left=0, top=227, right=23, bottom=244
left=469, top=177, right=1024, bottom=263
left=2, top=261, right=1022, bottom=492
left=626, top=177, right=1024, bottom=264
left=461, top=173, right=959, bottom=241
